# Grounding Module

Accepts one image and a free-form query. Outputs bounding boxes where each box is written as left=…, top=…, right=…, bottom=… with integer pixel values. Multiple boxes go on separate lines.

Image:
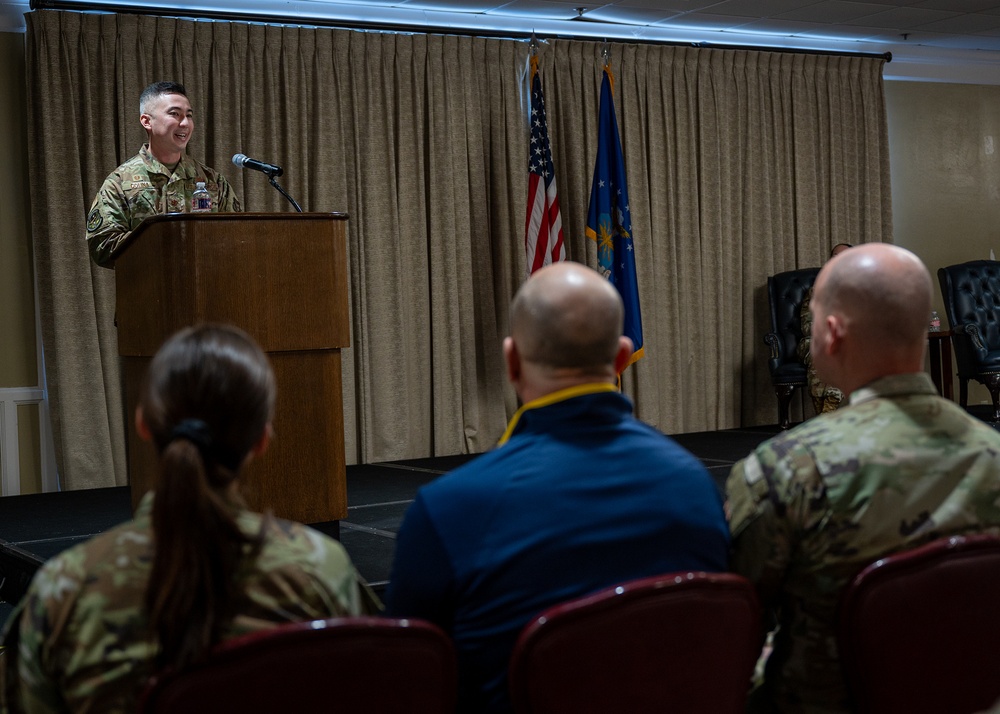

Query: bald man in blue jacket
left=387, top=261, right=729, bottom=713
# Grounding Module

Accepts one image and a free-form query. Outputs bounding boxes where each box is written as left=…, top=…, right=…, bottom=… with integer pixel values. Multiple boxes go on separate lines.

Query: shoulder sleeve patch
left=86, top=207, right=103, bottom=233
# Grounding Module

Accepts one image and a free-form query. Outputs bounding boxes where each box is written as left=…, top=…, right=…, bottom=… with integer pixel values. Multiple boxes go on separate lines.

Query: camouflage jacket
left=0, top=493, right=381, bottom=714
left=796, top=287, right=842, bottom=411
left=726, top=372, right=1000, bottom=714
left=85, top=144, right=242, bottom=267
left=795, top=287, right=813, bottom=363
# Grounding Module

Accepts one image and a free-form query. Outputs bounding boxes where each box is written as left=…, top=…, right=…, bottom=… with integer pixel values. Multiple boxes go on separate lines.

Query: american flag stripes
left=524, top=54, right=564, bottom=276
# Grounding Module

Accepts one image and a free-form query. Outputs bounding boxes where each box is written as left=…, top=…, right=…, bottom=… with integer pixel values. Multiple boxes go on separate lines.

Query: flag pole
left=585, top=41, right=645, bottom=373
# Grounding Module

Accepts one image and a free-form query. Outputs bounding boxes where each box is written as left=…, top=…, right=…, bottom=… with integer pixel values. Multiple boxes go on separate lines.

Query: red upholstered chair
left=838, top=534, right=1000, bottom=714
left=508, top=572, right=762, bottom=714
left=140, top=616, right=456, bottom=714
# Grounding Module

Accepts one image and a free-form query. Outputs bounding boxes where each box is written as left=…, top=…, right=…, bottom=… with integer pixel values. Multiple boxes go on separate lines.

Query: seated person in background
left=797, top=242, right=852, bottom=415
left=727, top=243, right=1000, bottom=714
left=796, top=243, right=851, bottom=414
left=386, top=261, right=730, bottom=714
left=86, top=81, right=242, bottom=267
left=1, top=324, right=379, bottom=714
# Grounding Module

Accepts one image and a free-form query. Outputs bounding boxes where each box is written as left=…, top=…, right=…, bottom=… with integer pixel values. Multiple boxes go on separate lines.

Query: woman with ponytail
left=2, top=324, right=379, bottom=713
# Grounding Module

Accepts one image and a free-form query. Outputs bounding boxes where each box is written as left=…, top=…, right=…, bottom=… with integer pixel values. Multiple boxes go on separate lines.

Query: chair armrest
left=954, top=323, right=986, bottom=355
left=763, top=332, right=782, bottom=373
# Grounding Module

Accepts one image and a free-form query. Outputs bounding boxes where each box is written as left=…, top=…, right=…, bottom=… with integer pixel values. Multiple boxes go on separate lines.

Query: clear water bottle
left=191, top=181, right=212, bottom=213
left=929, top=310, right=941, bottom=332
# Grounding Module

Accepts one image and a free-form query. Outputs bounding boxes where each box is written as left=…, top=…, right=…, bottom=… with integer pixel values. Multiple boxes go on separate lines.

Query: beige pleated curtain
left=25, top=10, right=891, bottom=491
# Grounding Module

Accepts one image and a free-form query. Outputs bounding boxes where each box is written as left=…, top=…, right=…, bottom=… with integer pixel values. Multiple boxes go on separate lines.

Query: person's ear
left=140, top=113, right=152, bottom=132
left=613, top=336, right=635, bottom=375
left=825, top=315, right=846, bottom=354
left=135, top=407, right=152, bottom=442
left=251, top=423, right=273, bottom=458
left=503, top=337, right=520, bottom=386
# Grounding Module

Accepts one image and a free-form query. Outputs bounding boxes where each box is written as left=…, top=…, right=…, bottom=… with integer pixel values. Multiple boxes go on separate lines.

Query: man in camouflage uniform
left=727, top=243, right=1000, bottom=713
left=0, top=491, right=380, bottom=713
left=86, top=81, right=241, bottom=267
left=796, top=243, right=852, bottom=415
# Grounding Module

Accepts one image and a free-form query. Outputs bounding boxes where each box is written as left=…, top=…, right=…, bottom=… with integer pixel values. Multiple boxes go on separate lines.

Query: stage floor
left=0, top=425, right=782, bottom=626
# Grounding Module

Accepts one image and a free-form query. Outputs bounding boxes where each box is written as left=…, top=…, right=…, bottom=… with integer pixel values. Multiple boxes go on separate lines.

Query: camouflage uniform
left=796, top=288, right=843, bottom=414
left=0, top=493, right=381, bottom=714
left=85, top=144, right=242, bottom=267
left=727, top=372, right=1000, bottom=714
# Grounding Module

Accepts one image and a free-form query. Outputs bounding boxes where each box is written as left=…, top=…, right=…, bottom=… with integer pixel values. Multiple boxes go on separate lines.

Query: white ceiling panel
left=655, top=11, right=757, bottom=29
left=6, top=0, right=1000, bottom=83
left=707, top=0, right=822, bottom=17
left=775, top=2, right=895, bottom=23
left=631, top=0, right=725, bottom=10
left=917, top=0, right=1000, bottom=11
left=398, top=0, right=505, bottom=9
left=913, top=12, right=1000, bottom=32
left=581, top=5, right=681, bottom=25
left=483, top=0, right=587, bottom=20
left=742, top=17, right=880, bottom=39
left=843, top=8, right=959, bottom=28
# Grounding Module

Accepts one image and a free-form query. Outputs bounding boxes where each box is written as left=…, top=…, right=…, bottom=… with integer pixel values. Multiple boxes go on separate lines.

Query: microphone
left=232, top=153, right=283, bottom=177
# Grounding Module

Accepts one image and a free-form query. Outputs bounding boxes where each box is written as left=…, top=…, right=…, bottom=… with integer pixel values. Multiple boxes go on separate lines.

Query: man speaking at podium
left=85, top=81, right=242, bottom=267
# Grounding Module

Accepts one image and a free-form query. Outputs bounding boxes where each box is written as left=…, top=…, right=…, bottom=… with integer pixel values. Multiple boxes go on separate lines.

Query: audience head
left=809, top=243, right=932, bottom=395
left=504, top=262, right=632, bottom=402
left=830, top=242, right=852, bottom=259
left=139, top=323, right=274, bottom=477
left=139, top=81, right=193, bottom=164
left=138, top=323, right=275, bottom=668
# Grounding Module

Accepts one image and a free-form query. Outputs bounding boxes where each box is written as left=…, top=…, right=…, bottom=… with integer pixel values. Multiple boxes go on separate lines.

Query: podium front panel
left=116, top=213, right=350, bottom=524
left=124, top=350, right=347, bottom=523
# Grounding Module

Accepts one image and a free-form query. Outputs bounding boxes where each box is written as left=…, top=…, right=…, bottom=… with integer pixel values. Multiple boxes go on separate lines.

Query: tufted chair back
left=766, top=268, right=820, bottom=378
left=938, top=260, right=1000, bottom=419
left=764, top=267, right=820, bottom=428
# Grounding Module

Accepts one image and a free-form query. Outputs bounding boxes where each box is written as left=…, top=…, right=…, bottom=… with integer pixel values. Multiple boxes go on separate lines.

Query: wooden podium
left=114, top=212, right=350, bottom=524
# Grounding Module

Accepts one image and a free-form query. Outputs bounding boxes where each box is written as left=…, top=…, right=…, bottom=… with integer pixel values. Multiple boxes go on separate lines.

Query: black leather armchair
left=764, top=267, right=820, bottom=429
left=937, top=261, right=1000, bottom=422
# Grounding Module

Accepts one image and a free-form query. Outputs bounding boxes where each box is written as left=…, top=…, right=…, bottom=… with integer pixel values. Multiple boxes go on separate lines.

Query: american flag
left=524, top=54, right=564, bottom=276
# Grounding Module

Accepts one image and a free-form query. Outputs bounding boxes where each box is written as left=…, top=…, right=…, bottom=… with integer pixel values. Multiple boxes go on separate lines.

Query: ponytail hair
left=140, top=324, right=276, bottom=669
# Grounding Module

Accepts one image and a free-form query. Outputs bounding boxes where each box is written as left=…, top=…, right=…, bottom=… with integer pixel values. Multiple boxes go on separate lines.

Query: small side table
left=928, top=330, right=953, bottom=401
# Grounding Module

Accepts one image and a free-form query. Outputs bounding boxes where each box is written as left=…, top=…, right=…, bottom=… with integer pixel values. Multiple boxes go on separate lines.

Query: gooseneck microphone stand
left=266, top=172, right=303, bottom=213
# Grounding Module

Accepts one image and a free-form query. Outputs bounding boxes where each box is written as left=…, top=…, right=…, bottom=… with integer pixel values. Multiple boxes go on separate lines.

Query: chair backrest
left=140, top=616, right=456, bottom=714
left=938, top=260, right=1000, bottom=375
left=766, top=267, right=820, bottom=372
left=838, top=534, right=1000, bottom=714
left=508, top=572, right=762, bottom=714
